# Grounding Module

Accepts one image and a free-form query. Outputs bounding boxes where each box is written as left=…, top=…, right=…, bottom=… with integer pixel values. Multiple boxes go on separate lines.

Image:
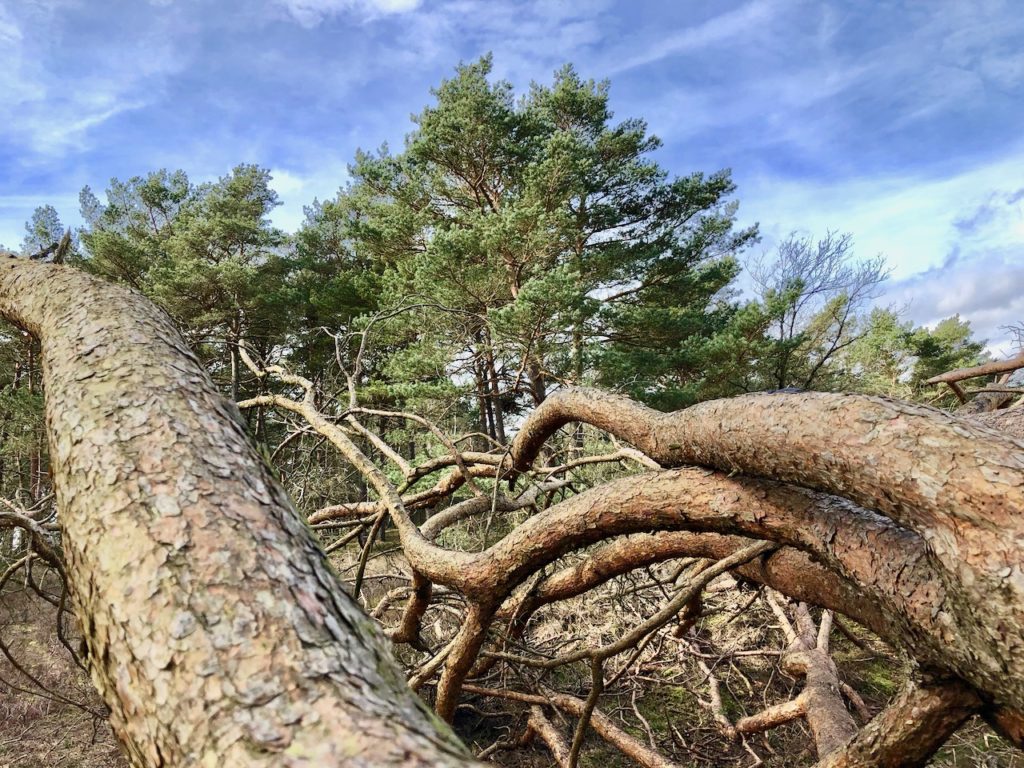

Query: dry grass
left=1, top=542, right=1021, bottom=767
left=0, top=577, right=126, bottom=768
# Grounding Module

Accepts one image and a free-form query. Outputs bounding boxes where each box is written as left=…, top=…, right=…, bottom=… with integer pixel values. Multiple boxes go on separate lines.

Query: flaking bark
left=509, top=387, right=1024, bottom=713
left=0, top=257, right=475, bottom=767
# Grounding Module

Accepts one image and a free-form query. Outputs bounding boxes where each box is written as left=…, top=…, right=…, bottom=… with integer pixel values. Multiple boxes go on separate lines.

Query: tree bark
left=521, top=705, right=571, bottom=767
left=973, top=406, right=1024, bottom=439
left=508, top=387, right=1024, bottom=713
left=925, top=352, right=1024, bottom=385
left=483, top=343, right=507, bottom=445
left=816, top=676, right=980, bottom=768
left=0, top=257, right=474, bottom=767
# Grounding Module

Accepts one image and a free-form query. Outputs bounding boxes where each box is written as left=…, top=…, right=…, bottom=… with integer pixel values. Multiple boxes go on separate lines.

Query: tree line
left=6, top=57, right=985, bottom=454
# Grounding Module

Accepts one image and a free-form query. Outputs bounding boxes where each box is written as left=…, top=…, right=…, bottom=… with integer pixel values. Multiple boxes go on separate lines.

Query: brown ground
left=0, top=574, right=126, bottom=768
left=0, top=556, right=1020, bottom=767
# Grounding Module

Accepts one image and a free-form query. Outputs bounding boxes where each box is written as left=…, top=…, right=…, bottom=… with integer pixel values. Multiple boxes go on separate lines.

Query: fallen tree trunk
left=0, top=256, right=474, bottom=767
left=245, top=356, right=1024, bottom=740
left=508, top=387, right=1024, bottom=712
left=5, top=254, right=1024, bottom=765
left=925, top=352, right=1024, bottom=385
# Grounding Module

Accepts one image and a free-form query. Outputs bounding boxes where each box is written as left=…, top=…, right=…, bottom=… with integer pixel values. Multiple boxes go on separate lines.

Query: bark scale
left=0, top=257, right=474, bottom=767
left=817, top=677, right=981, bottom=768
left=508, top=387, right=1024, bottom=713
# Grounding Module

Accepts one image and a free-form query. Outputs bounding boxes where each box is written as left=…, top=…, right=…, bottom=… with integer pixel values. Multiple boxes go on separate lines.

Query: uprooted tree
left=2, top=254, right=1024, bottom=767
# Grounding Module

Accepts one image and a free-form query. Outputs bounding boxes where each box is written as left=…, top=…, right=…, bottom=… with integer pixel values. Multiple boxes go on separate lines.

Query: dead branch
left=464, top=685, right=682, bottom=768
left=925, top=352, right=1024, bottom=385
left=817, top=676, right=981, bottom=768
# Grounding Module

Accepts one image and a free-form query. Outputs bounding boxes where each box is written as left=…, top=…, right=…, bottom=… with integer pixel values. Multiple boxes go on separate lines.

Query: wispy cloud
left=269, top=162, right=351, bottom=232
left=274, top=0, right=422, bottom=26
left=883, top=247, right=1024, bottom=355
left=0, top=3, right=21, bottom=42
left=738, top=147, right=1024, bottom=274
left=607, top=0, right=1024, bottom=189
left=354, top=0, right=610, bottom=87
left=607, top=0, right=780, bottom=75
left=1, top=0, right=1022, bottom=343
left=0, top=1, right=189, bottom=158
left=879, top=174, right=1024, bottom=351
left=954, top=188, right=1024, bottom=236
left=733, top=146, right=1024, bottom=350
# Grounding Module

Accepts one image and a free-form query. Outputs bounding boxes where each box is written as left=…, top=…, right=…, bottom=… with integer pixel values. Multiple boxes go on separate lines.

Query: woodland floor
left=0, top=578, right=125, bottom=768
left=0, top=557, right=1020, bottom=767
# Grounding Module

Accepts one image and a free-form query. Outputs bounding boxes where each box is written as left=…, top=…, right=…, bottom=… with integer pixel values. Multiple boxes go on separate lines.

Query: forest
left=1, top=57, right=1023, bottom=768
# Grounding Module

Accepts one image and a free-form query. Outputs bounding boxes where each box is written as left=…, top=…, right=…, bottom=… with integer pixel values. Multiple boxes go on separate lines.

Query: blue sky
left=1, top=0, right=1022, bottom=350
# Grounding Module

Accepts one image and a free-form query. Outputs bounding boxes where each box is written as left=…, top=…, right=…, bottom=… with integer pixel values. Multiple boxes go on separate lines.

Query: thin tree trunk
left=474, top=356, right=495, bottom=444
left=229, top=340, right=240, bottom=402
left=527, top=359, right=547, bottom=406
left=484, top=345, right=507, bottom=445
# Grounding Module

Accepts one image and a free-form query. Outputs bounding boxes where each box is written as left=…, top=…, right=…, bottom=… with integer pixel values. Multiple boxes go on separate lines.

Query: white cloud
left=0, top=0, right=189, bottom=159
left=0, top=4, right=22, bottom=42
left=269, top=163, right=351, bottom=232
left=624, top=0, right=1024, bottom=174
left=275, top=0, right=421, bottom=26
left=608, top=0, right=781, bottom=75
left=25, top=99, right=149, bottom=156
left=882, top=248, right=1024, bottom=355
left=737, top=148, right=1024, bottom=280
left=733, top=147, right=1024, bottom=352
left=269, top=169, right=308, bottom=198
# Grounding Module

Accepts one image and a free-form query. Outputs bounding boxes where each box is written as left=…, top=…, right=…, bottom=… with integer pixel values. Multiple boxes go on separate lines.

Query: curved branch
left=237, top=391, right=476, bottom=584
left=507, top=387, right=1024, bottom=710
left=226, top=334, right=1024, bottom=729
left=501, top=532, right=885, bottom=645
left=510, top=387, right=1024, bottom=542
left=816, top=676, right=981, bottom=768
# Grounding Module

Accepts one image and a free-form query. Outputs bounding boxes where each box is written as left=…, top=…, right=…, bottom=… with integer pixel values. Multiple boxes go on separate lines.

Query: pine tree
left=309, top=56, right=755, bottom=428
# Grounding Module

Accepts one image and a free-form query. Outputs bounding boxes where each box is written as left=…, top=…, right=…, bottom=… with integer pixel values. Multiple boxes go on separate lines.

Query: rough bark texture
left=10, top=254, right=1024, bottom=765
left=509, top=387, right=1024, bottom=713
left=414, top=468, right=937, bottom=720
left=817, top=677, right=981, bottom=768
left=974, top=407, right=1024, bottom=439
left=956, top=389, right=1016, bottom=414
left=0, top=257, right=474, bottom=767
left=239, top=339, right=1024, bottom=745
left=468, top=469, right=968, bottom=685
